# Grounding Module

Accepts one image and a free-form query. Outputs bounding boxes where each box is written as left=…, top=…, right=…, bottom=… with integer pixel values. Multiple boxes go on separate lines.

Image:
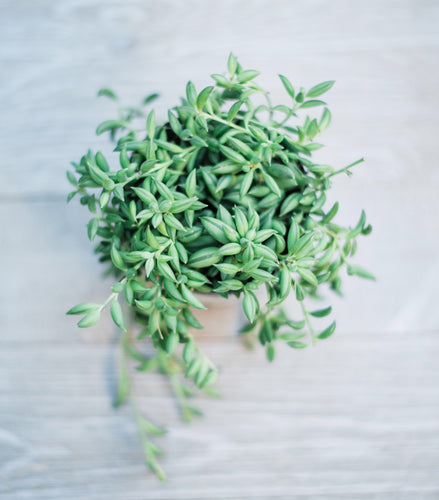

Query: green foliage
left=67, top=54, right=373, bottom=478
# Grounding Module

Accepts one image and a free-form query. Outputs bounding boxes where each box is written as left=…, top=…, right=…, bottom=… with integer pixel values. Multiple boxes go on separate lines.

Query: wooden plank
left=1, top=332, right=439, bottom=499
left=0, top=0, right=438, bottom=196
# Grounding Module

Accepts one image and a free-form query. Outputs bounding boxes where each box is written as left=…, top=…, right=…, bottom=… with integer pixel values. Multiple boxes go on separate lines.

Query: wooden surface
left=1, top=1, right=439, bottom=498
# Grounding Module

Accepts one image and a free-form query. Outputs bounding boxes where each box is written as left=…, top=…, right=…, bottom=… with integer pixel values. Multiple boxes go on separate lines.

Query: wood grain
left=1, top=0, right=439, bottom=498
left=1, top=334, right=439, bottom=499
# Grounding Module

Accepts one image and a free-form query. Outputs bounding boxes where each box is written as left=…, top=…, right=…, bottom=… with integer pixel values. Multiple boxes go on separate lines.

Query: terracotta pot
left=189, top=293, right=241, bottom=339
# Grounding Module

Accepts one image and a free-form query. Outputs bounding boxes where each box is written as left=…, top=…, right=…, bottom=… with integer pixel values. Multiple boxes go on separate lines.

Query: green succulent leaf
left=189, top=247, right=222, bottom=268
left=67, top=302, right=100, bottom=315
left=237, top=69, right=260, bottom=83
left=227, top=52, right=238, bottom=76
left=279, top=74, right=295, bottom=99
left=347, top=265, right=376, bottom=281
left=180, top=284, right=206, bottom=310
left=110, top=299, right=127, bottom=332
left=96, top=120, right=126, bottom=136
left=77, top=309, right=101, bottom=328
left=147, top=110, right=156, bottom=139
left=243, top=289, right=259, bottom=323
left=87, top=217, right=99, bottom=242
left=316, top=321, right=336, bottom=340
left=227, top=101, right=244, bottom=122
left=185, top=169, right=197, bottom=198
left=266, top=344, right=275, bottom=362
left=200, top=217, right=229, bottom=244
left=287, top=341, right=308, bottom=349
left=142, top=92, right=160, bottom=105
left=218, top=243, right=242, bottom=256
left=306, top=80, right=335, bottom=98
left=97, top=88, right=118, bottom=101
left=166, top=332, right=179, bottom=354
left=197, top=86, right=214, bottom=110
left=310, top=306, right=332, bottom=318
left=299, top=100, right=327, bottom=109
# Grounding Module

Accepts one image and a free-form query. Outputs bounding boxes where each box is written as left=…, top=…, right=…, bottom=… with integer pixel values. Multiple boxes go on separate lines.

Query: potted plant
left=66, top=53, right=373, bottom=480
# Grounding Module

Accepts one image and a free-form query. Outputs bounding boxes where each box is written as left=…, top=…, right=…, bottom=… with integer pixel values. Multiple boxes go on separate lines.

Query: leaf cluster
left=67, top=53, right=373, bottom=478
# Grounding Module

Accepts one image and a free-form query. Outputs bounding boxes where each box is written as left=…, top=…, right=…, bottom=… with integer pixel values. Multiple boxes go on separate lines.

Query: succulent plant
left=67, top=53, right=373, bottom=479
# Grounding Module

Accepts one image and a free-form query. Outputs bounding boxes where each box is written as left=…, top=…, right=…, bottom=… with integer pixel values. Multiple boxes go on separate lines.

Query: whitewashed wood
left=1, top=334, right=439, bottom=499
left=0, top=0, right=438, bottom=195
left=1, top=0, right=439, bottom=498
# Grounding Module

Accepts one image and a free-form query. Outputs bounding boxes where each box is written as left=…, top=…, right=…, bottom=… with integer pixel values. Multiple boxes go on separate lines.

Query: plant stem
left=170, top=374, right=193, bottom=422
left=157, top=350, right=194, bottom=422
left=119, top=318, right=166, bottom=480
left=300, top=301, right=316, bottom=346
left=327, top=158, right=364, bottom=178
